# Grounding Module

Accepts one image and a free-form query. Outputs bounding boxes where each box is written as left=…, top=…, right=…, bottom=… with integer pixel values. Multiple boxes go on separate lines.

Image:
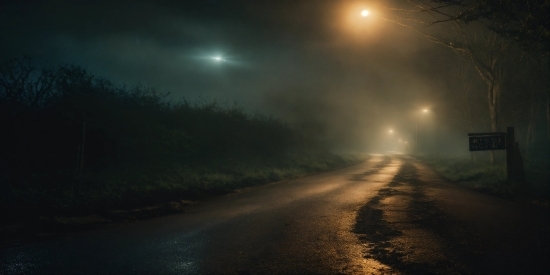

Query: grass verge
left=1, top=152, right=364, bottom=220
left=413, top=154, right=549, bottom=206
left=0, top=153, right=364, bottom=250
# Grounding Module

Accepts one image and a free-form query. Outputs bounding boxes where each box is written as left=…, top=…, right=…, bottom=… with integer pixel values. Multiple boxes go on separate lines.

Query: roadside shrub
left=0, top=58, right=359, bottom=217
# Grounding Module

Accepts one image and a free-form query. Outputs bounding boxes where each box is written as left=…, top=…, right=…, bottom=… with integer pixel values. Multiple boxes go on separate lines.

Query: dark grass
left=413, top=153, right=549, bottom=204
left=1, top=152, right=361, bottom=219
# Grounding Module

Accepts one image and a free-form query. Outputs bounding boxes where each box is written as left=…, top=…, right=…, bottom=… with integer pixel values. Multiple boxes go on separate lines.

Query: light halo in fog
left=212, top=56, right=225, bottom=62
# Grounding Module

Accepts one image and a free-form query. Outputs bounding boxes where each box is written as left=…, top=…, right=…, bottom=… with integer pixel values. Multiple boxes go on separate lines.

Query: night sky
left=0, top=0, right=454, bottom=150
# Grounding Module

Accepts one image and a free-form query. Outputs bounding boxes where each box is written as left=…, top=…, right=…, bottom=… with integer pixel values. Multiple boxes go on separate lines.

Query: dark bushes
left=0, top=58, right=354, bottom=217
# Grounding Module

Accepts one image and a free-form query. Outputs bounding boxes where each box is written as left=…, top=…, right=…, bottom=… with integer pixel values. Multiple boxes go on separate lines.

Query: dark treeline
left=0, top=57, right=351, bottom=218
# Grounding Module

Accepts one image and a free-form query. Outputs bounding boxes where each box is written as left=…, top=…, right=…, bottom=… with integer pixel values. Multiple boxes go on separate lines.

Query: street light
left=338, top=3, right=380, bottom=39
left=415, top=110, right=426, bottom=153
left=415, top=108, right=434, bottom=156
left=418, top=108, right=438, bottom=160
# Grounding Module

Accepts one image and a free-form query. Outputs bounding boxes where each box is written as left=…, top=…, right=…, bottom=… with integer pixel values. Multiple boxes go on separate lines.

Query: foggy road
left=1, top=155, right=548, bottom=274
left=2, top=1, right=548, bottom=274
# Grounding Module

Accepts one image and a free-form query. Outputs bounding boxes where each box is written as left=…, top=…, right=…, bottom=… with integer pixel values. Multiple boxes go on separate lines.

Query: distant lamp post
left=420, top=108, right=438, bottom=160
left=415, top=108, right=433, bottom=155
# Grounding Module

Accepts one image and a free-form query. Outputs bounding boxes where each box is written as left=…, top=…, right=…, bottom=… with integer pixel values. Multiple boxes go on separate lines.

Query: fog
left=1, top=0, right=547, bottom=156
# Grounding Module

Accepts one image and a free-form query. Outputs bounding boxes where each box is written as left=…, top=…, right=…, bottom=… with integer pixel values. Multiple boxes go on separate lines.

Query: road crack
left=353, top=161, right=470, bottom=274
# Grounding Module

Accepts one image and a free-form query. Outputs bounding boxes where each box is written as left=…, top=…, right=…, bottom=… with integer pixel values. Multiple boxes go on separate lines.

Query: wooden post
left=506, top=127, right=514, bottom=181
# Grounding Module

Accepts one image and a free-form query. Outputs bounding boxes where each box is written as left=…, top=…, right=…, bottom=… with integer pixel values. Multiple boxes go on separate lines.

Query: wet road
left=354, top=158, right=549, bottom=274
left=1, top=155, right=549, bottom=274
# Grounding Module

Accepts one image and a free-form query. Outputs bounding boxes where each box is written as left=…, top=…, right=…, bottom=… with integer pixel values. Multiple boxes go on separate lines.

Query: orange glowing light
left=336, top=2, right=383, bottom=43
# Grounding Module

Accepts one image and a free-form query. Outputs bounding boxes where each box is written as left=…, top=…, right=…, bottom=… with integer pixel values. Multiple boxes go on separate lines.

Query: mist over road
left=1, top=155, right=548, bottom=274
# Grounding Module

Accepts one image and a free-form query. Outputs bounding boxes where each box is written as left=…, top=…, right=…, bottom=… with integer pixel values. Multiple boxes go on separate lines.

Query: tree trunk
left=524, top=97, right=538, bottom=159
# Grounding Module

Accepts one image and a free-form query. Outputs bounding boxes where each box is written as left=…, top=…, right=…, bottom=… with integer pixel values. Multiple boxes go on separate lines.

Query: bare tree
left=390, top=0, right=550, bottom=142
left=382, top=4, right=512, bottom=161
left=0, top=57, right=58, bottom=109
left=444, top=54, right=487, bottom=132
left=400, top=0, right=550, bottom=144
left=409, top=0, right=550, bottom=56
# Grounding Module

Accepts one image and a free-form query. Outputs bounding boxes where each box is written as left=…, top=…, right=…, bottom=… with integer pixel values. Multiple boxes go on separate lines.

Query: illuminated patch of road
left=353, top=161, right=470, bottom=274
left=231, top=155, right=401, bottom=274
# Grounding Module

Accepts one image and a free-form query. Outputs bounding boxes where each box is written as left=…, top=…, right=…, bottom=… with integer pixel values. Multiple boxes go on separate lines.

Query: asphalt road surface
left=1, top=155, right=548, bottom=274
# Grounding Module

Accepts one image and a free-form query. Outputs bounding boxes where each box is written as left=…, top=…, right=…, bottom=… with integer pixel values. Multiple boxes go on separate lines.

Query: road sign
left=468, top=132, right=506, bottom=151
left=468, top=128, right=521, bottom=182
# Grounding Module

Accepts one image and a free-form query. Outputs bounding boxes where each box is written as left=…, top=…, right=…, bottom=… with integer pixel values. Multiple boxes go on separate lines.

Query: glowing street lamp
left=360, top=9, right=370, bottom=17
left=414, top=108, right=428, bottom=150
left=415, top=108, right=432, bottom=153
left=416, top=108, right=438, bottom=159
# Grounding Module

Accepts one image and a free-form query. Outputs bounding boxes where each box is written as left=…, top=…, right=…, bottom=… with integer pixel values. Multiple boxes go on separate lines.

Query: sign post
left=468, top=127, right=515, bottom=180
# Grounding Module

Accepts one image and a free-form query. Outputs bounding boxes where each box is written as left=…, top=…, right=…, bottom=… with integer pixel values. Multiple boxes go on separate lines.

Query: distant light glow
left=212, top=56, right=224, bottom=62
left=388, top=129, right=393, bottom=134
left=422, top=109, right=428, bottom=113
left=360, top=10, right=370, bottom=17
